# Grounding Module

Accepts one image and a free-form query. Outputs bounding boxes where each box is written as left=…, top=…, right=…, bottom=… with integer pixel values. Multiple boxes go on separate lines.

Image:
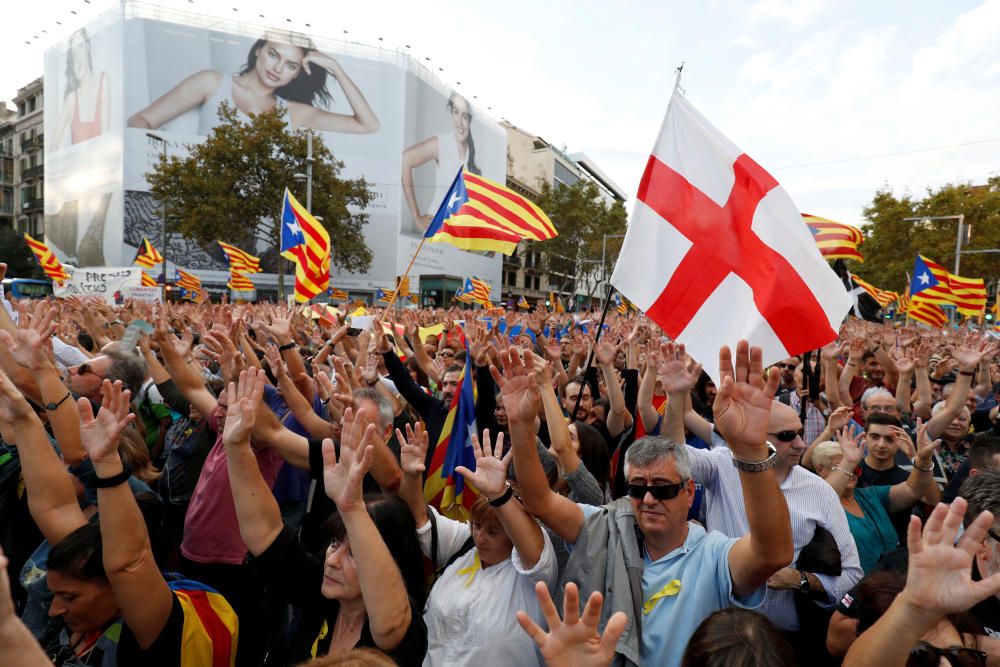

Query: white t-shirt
left=417, top=507, right=558, bottom=666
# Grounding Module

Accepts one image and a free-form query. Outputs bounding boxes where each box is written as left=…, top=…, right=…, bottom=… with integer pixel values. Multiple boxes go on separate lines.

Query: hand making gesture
left=455, top=430, right=511, bottom=501
left=397, top=422, right=429, bottom=478
left=77, top=380, right=136, bottom=469
left=490, top=348, right=541, bottom=424
left=221, top=368, right=266, bottom=449
left=323, top=407, right=376, bottom=513
left=712, top=341, right=779, bottom=457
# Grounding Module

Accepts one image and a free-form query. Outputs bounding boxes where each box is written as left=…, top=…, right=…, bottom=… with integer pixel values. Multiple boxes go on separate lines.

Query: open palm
left=491, top=349, right=540, bottom=423
left=657, top=342, right=701, bottom=394
left=78, top=380, right=135, bottom=465
left=712, top=341, right=778, bottom=454
left=456, top=431, right=509, bottom=497
left=323, top=407, right=375, bottom=512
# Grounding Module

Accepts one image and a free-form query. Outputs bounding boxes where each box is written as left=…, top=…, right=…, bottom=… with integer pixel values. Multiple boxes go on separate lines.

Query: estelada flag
left=850, top=274, right=898, bottom=307
left=803, top=214, right=864, bottom=263
left=218, top=241, right=262, bottom=274
left=611, top=89, right=850, bottom=381
left=133, top=238, right=165, bottom=269
left=909, top=254, right=987, bottom=316
left=424, top=169, right=558, bottom=255
left=281, top=188, right=330, bottom=302
left=424, top=342, right=479, bottom=519
left=227, top=269, right=255, bottom=292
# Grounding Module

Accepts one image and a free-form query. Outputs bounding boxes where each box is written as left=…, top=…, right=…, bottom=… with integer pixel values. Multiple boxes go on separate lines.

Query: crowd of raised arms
left=0, top=282, right=998, bottom=667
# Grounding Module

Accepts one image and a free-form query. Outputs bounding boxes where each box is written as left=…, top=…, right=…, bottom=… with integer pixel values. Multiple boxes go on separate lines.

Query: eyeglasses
left=76, top=363, right=106, bottom=380
left=778, top=363, right=797, bottom=370
left=627, top=481, right=687, bottom=501
left=767, top=429, right=804, bottom=443
left=866, top=405, right=898, bottom=414
left=907, top=642, right=986, bottom=667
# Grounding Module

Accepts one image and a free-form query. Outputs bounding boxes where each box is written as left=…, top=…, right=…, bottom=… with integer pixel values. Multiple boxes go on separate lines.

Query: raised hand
left=953, top=336, right=997, bottom=372
left=516, top=581, right=628, bottom=667
left=594, top=341, right=617, bottom=367
left=835, top=428, right=864, bottom=468
left=901, top=499, right=1000, bottom=620
left=657, top=342, right=702, bottom=394
left=455, top=430, right=510, bottom=500
left=263, top=345, right=286, bottom=380
left=397, top=422, right=429, bottom=477
left=360, top=353, right=380, bottom=385
left=712, top=341, right=779, bottom=455
left=820, top=340, right=846, bottom=363
left=0, top=302, right=57, bottom=371
left=323, top=407, right=376, bottom=512
left=913, top=418, right=940, bottom=467
left=77, top=380, right=135, bottom=466
left=827, top=405, right=853, bottom=434
left=490, top=348, right=541, bottom=424
left=0, top=367, right=38, bottom=425
left=222, top=368, right=266, bottom=448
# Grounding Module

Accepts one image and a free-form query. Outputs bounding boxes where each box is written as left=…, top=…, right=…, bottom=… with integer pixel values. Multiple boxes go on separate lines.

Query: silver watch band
left=730, top=442, right=778, bottom=473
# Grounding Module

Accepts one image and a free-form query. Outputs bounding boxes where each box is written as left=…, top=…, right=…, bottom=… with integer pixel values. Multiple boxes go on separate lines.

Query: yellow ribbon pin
left=642, top=579, right=682, bottom=615
left=456, top=552, right=482, bottom=588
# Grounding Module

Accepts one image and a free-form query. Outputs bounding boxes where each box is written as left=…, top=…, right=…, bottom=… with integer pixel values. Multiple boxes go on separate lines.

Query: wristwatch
left=730, top=443, right=778, bottom=473
left=798, top=570, right=811, bottom=594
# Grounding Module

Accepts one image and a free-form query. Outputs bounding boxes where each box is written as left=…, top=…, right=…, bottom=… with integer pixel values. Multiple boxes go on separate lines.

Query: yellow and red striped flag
left=281, top=189, right=330, bottom=302
left=377, top=287, right=395, bottom=303
left=909, top=255, right=986, bottom=316
left=24, top=234, right=70, bottom=284
left=906, top=300, right=948, bottom=328
left=133, top=237, right=165, bottom=269
left=141, top=271, right=158, bottom=287
left=218, top=241, right=261, bottom=274
left=176, top=269, right=202, bottom=292
left=328, top=287, right=349, bottom=301
left=424, top=169, right=558, bottom=255
left=461, top=276, right=492, bottom=306
left=850, top=274, right=899, bottom=308
left=802, top=214, right=864, bottom=263
left=227, top=269, right=255, bottom=292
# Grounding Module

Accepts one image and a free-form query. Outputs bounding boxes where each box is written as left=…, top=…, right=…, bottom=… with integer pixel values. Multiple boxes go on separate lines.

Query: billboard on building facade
left=44, top=4, right=503, bottom=298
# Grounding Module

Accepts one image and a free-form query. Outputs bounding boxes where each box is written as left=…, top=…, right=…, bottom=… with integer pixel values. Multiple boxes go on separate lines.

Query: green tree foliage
left=533, top=179, right=628, bottom=297
left=856, top=177, right=1000, bottom=294
left=146, top=104, right=373, bottom=293
left=0, top=227, right=43, bottom=279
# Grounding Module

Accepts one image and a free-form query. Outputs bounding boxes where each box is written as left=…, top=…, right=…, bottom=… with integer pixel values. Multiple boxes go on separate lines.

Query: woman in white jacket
left=399, top=423, right=558, bottom=666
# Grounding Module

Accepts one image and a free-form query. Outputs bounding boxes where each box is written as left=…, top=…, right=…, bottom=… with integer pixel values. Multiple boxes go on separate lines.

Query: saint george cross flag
left=611, top=91, right=851, bottom=381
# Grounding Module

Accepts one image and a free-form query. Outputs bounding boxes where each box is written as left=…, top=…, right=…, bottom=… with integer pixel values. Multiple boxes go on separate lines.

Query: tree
left=146, top=104, right=374, bottom=295
left=857, top=178, right=1000, bottom=294
left=533, top=180, right=628, bottom=300
left=0, top=227, right=43, bottom=279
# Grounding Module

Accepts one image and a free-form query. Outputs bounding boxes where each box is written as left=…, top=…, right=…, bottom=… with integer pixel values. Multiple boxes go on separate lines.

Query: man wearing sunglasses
left=499, top=342, right=793, bottom=666
left=659, top=345, right=863, bottom=648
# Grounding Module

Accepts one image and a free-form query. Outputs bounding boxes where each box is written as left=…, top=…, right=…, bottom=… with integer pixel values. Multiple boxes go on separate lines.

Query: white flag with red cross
left=612, top=91, right=850, bottom=381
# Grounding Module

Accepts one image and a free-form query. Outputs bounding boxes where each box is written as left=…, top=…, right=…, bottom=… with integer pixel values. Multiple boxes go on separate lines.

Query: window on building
left=533, top=276, right=540, bottom=290
left=27, top=97, right=35, bottom=113
left=554, top=161, right=580, bottom=187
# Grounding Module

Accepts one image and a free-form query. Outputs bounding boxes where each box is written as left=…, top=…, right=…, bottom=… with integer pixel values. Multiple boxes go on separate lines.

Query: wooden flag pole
left=380, top=236, right=427, bottom=322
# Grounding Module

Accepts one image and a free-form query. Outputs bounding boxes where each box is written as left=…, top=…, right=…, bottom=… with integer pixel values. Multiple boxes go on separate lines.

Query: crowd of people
left=0, top=280, right=998, bottom=666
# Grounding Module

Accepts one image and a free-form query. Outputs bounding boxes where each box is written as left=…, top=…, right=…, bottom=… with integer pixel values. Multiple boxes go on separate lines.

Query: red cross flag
left=611, top=91, right=850, bottom=381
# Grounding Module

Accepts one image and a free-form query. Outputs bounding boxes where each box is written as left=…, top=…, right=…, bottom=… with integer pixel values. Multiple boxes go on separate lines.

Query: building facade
left=13, top=78, right=44, bottom=237
left=501, top=121, right=626, bottom=310
left=0, top=106, right=16, bottom=229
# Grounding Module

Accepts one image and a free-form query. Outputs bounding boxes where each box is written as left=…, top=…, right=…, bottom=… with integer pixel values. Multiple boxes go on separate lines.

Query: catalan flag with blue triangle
left=423, top=339, right=479, bottom=519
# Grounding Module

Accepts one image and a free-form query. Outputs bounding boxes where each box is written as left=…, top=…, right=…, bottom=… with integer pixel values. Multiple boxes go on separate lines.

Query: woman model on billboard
left=51, top=28, right=111, bottom=147
left=127, top=36, right=379, bottom=135
left=401, top=92, right=481, bottom=232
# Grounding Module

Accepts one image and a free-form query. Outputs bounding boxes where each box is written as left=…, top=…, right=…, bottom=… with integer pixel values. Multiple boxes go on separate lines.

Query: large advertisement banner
left=43, top=10, right=125, bottom=267
left=106, top=11, right=500, bottom=294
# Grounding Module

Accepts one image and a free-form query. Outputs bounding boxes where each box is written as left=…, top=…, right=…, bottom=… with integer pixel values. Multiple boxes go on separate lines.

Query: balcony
left=21, top=198, right=42, bottom=213
left=19, top=136, right=42, bottom=152
left=22, top=165, right=43, bottom=180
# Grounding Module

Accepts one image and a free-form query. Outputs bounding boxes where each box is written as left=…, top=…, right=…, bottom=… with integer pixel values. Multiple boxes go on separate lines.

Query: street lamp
left=146, top=132, right=168, bottom=301
left=903, top=214, right=971, bottom=276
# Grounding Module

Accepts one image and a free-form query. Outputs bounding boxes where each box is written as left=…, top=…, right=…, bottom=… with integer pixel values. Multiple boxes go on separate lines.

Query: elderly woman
left=811, top=420, right=940, bottom=573
left=398, top=423, right=558, bottom=666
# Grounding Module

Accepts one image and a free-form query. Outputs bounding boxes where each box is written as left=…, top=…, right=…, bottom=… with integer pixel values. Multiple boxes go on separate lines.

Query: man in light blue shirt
left=498, top=342, right=794, bottom=666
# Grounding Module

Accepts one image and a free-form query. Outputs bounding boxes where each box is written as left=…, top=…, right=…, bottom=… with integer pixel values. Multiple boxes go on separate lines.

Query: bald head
left=768, top=401, right=801, bottom=432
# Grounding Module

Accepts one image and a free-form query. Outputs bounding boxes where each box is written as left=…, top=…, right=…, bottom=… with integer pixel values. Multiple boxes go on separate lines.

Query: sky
left=3, top=0, right=998, bottom=230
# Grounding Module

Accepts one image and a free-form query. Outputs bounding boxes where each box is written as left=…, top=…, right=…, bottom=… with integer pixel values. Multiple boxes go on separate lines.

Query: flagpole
left=380, top=236, right=427, bottom=322
left=571, top=283, right=616, bottom=421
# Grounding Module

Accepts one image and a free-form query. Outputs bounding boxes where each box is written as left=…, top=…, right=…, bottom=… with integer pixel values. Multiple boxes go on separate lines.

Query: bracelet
left=91, top=462, right=133, bottom=488
left=958, top=370, right=975, bottom=377
left=488, top=483, right=514, bottom=507
left=44, top=391, right=73, bottom=411
left=832, top=465, right=857, bottom=480
left=912, top=458, right=934, bottom=472
left=278, top=341, right=297, bottom=352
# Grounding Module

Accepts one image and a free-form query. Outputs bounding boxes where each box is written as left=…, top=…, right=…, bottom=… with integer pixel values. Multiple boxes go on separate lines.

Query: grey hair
left=931, top=400, right=970, bottom=419
left=811, top=441, right=844, bottom=470
left=624, top=436, right=691, bottom=480
left=860, top=387, right=893, bottom=409
left=352, top=387, right=394, bottom=430
left=959, top=468, right=1000, bottom=529
left=104, top=349, right=149, bottom=398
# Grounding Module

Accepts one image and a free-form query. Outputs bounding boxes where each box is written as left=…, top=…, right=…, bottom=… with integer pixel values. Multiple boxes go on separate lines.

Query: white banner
left=122, top=286, right=162, bottom=303
left=54, top=266, right=142, bottom=304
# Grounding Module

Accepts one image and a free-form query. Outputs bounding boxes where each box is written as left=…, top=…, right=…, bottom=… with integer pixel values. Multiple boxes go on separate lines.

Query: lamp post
left=146, top=132, right=168, bottom=301
left=903, top=215, right=968, bottom=276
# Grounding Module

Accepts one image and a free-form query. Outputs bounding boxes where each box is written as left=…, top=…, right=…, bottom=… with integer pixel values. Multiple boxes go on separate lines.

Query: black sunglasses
left=778, top=363, right=797, bottom=370
left=767, top=429, right=804, bottom=443
left=77, top=363, right=106, bottom=380
left=627, top=481, right=686, bottom=501
left=907, top=642, right=986, bottom=667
